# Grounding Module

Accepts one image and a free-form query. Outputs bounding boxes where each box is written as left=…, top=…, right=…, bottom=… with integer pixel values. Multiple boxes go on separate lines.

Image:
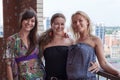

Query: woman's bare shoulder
left=91, top=35, right=102, bottom=47
left=91, top=35, right=100, bottom=41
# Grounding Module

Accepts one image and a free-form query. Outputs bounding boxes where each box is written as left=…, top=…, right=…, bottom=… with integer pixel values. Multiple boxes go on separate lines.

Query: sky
left=0, top=0, right=3, bottom=26
left=0, top=0, right=120, bottom=26
left=0, top=0, right=3, bottom=37
left=43, top=0, right=120, bottom=26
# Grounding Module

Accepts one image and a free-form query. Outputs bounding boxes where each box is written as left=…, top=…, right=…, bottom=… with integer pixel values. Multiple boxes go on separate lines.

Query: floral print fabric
left=3, top=33, right=45, bottom=80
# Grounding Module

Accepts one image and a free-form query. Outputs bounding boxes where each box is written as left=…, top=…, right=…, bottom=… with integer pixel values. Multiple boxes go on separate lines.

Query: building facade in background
left=95, top=25, right=120, bottom=58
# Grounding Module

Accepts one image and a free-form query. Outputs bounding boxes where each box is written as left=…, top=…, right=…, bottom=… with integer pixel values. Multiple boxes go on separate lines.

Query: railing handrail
left=97, top=70, right=120, bottom=80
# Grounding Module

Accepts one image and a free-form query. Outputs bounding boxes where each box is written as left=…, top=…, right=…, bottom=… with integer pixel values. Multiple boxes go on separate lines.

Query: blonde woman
left=66, top=11, right=120, bottom=80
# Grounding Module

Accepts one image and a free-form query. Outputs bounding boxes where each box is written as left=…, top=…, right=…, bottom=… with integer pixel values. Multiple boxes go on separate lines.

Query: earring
left=49, top=31, right=53, bottom=36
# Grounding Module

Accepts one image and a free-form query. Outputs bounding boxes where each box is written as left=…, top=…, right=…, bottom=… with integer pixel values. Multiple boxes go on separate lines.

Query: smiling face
left=71, top=11, right=92, bottom=38
left=51, top=17, right=65, bottom=35
left=21, top=17, right=35, bottom=32
left=50, top=13, right=66, bottom=36
left=19, top=8, right=37, bottom=33
left=72, top=14, right=88, bottom=33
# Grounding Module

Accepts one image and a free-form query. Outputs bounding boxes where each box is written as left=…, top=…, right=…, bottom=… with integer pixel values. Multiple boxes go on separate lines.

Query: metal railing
left=97, top=70, right=120, bottom=80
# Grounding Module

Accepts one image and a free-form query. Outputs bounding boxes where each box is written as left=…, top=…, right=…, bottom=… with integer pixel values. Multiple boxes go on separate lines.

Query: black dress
left=43, top=46, right=68, bottom=80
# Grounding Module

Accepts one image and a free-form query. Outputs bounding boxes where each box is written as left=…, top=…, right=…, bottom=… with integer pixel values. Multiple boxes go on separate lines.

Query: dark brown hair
left=19, top=7, right=38, bottom=56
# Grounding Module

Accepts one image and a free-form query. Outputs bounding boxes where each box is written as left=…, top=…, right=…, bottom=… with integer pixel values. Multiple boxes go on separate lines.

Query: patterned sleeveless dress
left=3, top=33, right=45, bottom=80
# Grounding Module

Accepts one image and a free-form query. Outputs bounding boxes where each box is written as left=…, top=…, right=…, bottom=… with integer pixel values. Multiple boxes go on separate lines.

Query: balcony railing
left=97, top=70, right=120, bottom=80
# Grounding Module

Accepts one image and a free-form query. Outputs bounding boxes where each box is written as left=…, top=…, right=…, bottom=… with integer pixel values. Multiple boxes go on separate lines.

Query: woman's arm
left=6, top=60, right=13, bottom=80
left=5, top=37, right=15, bottom=80
left=95, top=37, right=120, bottom=76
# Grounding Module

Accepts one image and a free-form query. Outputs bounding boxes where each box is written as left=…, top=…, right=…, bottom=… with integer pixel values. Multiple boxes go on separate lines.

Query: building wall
left=0, top=0, right=43, bottom=79
left=37, top=0, right=44, bottom=33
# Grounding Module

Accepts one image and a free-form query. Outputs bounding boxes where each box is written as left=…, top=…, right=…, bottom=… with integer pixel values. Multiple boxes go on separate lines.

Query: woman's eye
left=79, top=19, right=82, bottom=22
left=61, top=23, right=64, bottom=26
left=31, top=20, right=35, bottom=23
left=73, top=21, right=77, bottom=24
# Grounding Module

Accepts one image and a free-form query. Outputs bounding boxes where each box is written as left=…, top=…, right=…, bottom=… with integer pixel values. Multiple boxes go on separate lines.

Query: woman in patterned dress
left=3, top=7, right=45, bottom=80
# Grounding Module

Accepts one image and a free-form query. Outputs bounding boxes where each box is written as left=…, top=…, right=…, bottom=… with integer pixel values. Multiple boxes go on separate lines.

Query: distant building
left=0, top=25, right=3, bottom=37
left=46, top=17, right=50, bottom=29
left=95, top=25, right=120, bottom=58
left=95, top=24, right=105, bottom=44
left=43, top=17, right=50, bottom=30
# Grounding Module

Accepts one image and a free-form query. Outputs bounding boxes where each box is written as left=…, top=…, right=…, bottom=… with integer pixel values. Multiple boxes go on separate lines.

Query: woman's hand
left=88, top=62, right=100, bottom=73
left=117, top=72, right=120, bottom=77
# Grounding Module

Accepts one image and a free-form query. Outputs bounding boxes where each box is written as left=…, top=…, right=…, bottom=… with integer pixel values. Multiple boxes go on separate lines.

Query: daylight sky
left=0, top=0, right=3, bottom=25
left=43, top=0, right=120, bottom=26
left=0, top=0, right=120, bottom=26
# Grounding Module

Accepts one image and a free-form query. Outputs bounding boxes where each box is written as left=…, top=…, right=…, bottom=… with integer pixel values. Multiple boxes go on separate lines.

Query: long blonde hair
left=71, top=11, right=93, bottom=40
